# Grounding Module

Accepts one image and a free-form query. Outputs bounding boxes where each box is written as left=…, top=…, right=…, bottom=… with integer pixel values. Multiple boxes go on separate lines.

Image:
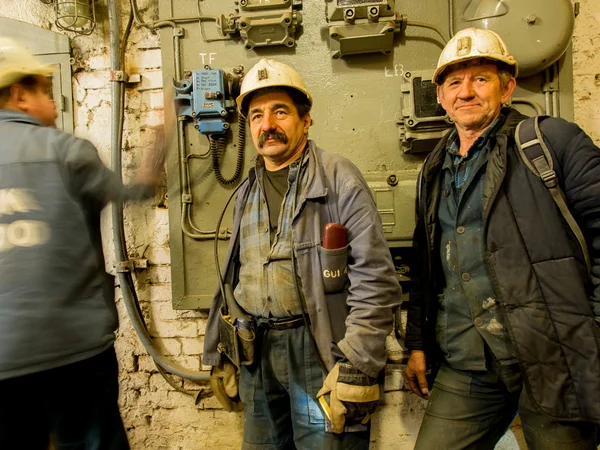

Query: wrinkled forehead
left=439, top=58, right=500, bottom=82
left=248, top=88, right=295, bottom=111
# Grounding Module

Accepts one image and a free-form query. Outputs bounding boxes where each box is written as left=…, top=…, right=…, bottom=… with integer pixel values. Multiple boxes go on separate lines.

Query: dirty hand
left=209, top=361, right=242, bottom=412
left=404, top=350, right=430, bottom=399
left=316, top=362, right=382, bottom=434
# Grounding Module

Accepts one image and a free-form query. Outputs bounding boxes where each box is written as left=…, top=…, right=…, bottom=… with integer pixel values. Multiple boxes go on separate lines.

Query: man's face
left=247, top=90, right=310, bottom=170
left=437, top=63, right=515, bottom=133
left=20, top=76, right=57, bottom=127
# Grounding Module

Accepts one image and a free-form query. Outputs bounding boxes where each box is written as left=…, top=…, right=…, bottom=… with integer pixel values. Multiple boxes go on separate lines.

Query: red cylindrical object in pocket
left=323, top=223, right=347, bottom=249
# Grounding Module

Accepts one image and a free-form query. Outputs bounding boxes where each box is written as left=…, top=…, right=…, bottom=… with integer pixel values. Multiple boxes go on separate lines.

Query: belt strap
left=255, top=316, right=305, bottom=331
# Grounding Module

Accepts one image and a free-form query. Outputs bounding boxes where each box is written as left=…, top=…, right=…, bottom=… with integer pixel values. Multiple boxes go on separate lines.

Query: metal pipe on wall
left=543, top=68, right=553, bottom=116
left=448, top=0, right=455, bottom=37
left=107, top=0, right=209, bottom=383
left=552, top=62, right=560, bottom=118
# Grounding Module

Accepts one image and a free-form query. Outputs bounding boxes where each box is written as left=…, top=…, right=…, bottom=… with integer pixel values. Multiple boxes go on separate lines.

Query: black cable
left=117, top=7, right=148, bottom=327
left=214, top=180, right=247, bottom=313
left=210, top=116, right=246, bottom=186
left=121, top=10, right=133, bottom=65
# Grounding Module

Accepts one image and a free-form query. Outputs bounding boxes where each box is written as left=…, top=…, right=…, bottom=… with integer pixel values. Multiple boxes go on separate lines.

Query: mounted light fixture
left=54, top=0, right=96, bottom=35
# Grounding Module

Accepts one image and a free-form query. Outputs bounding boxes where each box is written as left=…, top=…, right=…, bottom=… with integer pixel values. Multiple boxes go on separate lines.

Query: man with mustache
left=404, top=28, right=600, bottom=448
left=203, top=59, right=401, bottom=449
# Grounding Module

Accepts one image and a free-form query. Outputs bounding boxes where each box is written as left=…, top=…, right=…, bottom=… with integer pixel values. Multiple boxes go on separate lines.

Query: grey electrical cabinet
left=158, top=0, right=575, bottom=310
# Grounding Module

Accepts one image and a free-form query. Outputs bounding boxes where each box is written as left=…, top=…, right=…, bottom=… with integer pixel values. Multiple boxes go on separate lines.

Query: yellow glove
left=209, top=361, right=242, bottom=412
left=316, top=362, right=382, bottom=434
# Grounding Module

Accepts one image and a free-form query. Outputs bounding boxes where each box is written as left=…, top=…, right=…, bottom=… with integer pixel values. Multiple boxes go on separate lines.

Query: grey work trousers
left=414, top=364, right=598, bottom=450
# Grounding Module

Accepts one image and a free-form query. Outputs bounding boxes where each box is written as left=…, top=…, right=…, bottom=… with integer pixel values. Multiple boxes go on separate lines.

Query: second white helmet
left=433, top=28, right=518, bottom=85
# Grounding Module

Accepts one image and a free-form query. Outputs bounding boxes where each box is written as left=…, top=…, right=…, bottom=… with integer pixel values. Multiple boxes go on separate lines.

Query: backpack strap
left=515, top=116, right=591, bottom=274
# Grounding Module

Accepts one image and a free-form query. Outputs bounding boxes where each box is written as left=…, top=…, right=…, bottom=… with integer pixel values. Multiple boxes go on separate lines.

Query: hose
left=108, top=0, right=209, bottom=383
left=210, top=115, right=246, bottom=186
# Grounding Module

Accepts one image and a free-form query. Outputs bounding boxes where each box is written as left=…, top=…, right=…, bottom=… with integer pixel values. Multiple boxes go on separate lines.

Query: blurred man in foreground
left=0, top=37, right=162, bottom=449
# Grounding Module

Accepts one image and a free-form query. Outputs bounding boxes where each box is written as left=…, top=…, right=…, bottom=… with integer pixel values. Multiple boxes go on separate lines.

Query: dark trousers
left=0, top=346, right=129, bottom=450
left=414, top=364, right=598, bottom=450
left=239, top=326, right=370, bottom=450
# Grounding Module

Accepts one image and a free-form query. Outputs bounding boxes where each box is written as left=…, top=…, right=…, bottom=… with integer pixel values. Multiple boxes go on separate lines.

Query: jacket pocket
left=318, top=245, right=349, bottom=294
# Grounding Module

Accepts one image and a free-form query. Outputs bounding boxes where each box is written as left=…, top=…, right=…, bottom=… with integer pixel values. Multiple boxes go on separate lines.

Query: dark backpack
left=515, top=116, right=591, bottom=273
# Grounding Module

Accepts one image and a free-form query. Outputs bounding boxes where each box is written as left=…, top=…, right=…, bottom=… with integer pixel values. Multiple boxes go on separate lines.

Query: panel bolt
left=526, top=14, right=537, bottom=24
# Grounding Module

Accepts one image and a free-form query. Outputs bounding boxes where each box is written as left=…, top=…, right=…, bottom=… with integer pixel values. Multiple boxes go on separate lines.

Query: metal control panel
left=174, top=68, right=239, bottom=135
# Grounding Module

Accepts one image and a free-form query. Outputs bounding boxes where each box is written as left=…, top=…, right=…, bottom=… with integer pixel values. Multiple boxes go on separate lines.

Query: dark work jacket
left=406, top=107, right=600, bottom=423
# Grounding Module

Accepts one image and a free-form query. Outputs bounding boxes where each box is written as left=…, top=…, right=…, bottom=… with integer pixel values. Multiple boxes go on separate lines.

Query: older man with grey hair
left=405, top=28, right=600, bottom=449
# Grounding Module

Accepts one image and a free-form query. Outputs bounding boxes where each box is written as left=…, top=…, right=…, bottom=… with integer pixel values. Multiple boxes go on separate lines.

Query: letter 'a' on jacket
left=203, top=140, right=403, bottom=379
left=407, top=107, right=600, bottom=423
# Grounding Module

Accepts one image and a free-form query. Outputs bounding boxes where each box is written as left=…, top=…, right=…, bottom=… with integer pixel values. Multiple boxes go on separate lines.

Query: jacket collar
left=302, top=140, right=328, bottom=200
left=247, top=139, right=327, bottom=200
left=423, top=107, right=528, bottom=182
left=0, top=109, right=44, bottom=127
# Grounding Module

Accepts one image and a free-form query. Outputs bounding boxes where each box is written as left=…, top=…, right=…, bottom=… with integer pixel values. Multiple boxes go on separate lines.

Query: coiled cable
left=210, top=115, right=246, bottom=186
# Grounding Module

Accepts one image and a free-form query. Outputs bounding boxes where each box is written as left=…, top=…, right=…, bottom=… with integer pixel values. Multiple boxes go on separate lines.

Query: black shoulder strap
left=515, top=116, right=591, bottom=274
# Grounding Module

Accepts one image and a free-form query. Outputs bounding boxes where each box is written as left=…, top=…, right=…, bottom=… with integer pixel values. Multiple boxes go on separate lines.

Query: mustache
left=258, top=131, right=288, bottom=148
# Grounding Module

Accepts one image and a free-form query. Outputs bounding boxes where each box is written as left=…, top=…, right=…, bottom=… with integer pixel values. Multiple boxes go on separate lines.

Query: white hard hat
left=0, top=37, right=54, bottom=89
left=433, top=28, right=518, bottom=85
left=236, top=58, right=312, bottom=115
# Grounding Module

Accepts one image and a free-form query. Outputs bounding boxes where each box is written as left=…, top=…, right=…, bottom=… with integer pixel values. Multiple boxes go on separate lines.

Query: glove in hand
left=210, top=361, right=243, bottom=412
left=316, top=362, right=381, bottom=434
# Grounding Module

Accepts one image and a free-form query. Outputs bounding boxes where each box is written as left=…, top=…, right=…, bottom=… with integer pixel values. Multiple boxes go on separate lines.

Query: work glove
left=209, top=361, right=243, bottom=412
left=316, top=362, right=382, bottom=434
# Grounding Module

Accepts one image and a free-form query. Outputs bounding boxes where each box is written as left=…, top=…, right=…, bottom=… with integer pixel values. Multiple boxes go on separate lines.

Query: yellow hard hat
left=433, top=28, right=518, bottom=85
left=0, top=37, right=54, bottom=89
left=236, top=58, right=312, bottom=115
